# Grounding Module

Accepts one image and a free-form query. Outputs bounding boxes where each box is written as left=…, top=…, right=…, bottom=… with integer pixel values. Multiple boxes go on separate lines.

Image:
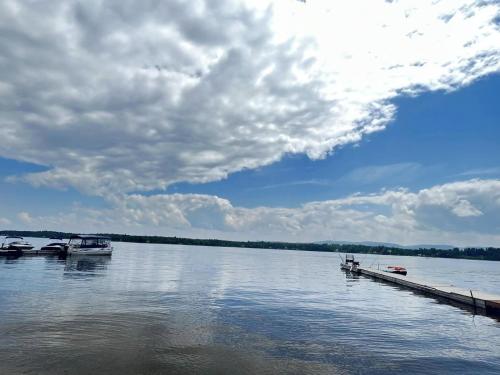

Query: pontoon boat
left=67, top=235, right=113, bottom=256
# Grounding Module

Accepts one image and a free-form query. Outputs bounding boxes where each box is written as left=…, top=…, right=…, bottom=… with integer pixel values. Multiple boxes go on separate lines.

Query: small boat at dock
left=21, top=238, right=70, bottom=256
left=340, top=254, right=360, bottom=273
left=41, top=239, right=68, bottom=253
left=383, top=266, right=407, bottom=276
left=0, top=236, right=34, bottom=255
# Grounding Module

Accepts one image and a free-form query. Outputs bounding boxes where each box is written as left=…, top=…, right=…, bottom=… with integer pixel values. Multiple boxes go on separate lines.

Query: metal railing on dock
left=341, top=263, right=500, bottom=316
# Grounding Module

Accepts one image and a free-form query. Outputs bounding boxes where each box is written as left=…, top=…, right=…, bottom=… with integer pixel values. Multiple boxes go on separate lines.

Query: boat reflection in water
left=0, top=255, right=22, bottom=264
left=64, top=255, right=111, bottom=278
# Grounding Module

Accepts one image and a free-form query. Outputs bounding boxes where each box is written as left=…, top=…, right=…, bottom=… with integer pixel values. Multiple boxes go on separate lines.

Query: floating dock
left=342, top=264, right=500, bottom=316
left=21, top=249, right=62, bottom=256
left=0, top=249, right=63, bottom=257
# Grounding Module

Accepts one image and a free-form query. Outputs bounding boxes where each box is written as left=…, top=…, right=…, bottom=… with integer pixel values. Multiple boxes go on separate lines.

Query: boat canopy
left=5, top=236, right=24, bottom=240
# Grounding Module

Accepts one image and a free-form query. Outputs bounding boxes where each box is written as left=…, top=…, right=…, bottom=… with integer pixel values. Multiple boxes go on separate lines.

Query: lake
left=1, top=239, right=499, bottom=374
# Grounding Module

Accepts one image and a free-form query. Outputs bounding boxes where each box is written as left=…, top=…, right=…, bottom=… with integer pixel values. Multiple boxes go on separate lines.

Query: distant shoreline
left=2, top=230, right=500, bottom=261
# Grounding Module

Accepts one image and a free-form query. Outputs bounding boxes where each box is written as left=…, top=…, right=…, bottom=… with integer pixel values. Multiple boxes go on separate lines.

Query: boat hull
left=68, top=247, right=113, bottom=256
left=384, top=270, right=407, bottom=276
left=0, top=249, right=23, bottom=256
left=4, top=245, right=34, bottom=251
left=340, top=263, right=360, bottom=273
left=41, top=245, right=65, bottom=252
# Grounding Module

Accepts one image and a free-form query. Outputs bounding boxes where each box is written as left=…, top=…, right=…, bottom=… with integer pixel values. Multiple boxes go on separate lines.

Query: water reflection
left=0, top=253, right=23, bottom=263
left=368, top=276, right=500, bottom=322
left=64, top=256, right=110, bottom=277
left=1, top=244, right=500, bottom=375
left=342, top=269, right=361, bottom=282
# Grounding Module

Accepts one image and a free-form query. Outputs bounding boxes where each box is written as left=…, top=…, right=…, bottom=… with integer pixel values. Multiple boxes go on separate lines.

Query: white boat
left=1, top=236, right=34, bottom=252
left=67, top=235, right=113, bottom=256
left=340, top=254, right=360, bottom=273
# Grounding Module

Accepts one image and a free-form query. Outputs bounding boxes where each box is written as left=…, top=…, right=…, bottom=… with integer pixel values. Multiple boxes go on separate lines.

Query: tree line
left=1, top=230, right=500, bottom=261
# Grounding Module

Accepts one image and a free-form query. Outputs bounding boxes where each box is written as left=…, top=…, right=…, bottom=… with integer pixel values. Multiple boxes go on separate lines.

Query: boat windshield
left=68, top=238, right=83, bottom=246
left=69, top=237, right=110, bottom=248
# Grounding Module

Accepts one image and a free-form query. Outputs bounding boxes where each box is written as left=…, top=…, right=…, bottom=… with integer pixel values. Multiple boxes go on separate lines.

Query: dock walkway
left=0, top=249, right=62, bottom=256
left=22, top=249, right=61, bottom=256
left=343, top=265, right=500, bottom=316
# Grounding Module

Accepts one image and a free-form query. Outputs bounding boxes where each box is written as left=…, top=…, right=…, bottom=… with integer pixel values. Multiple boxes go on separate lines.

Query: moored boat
left=0, top=236, right=34, bottom=255
left=383, top=266, right=407, bottom=276
left=41, top=239, right=67, bottom=251
left=67, top=235, right=113, bottom=256
left=340, top=254, right=360, bottom=273
left=40, top=238, right=68, bottom=255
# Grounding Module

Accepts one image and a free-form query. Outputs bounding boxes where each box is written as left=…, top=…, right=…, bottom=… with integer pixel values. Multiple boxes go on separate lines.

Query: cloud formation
left=12, top=179, right=500, bottom=247
left=0, top=217, right=11, bottom=226
left=17, top=212, right=33, bottom=224
left=0, top=0, right=499, bottom=194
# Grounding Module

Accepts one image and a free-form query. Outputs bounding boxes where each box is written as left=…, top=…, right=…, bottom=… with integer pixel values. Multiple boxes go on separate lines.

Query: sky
left=0, top=0, right=500, bottom=246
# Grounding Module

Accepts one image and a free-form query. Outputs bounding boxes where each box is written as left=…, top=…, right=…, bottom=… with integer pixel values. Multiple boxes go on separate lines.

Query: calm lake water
left=1, top=238, right=500, bottom=374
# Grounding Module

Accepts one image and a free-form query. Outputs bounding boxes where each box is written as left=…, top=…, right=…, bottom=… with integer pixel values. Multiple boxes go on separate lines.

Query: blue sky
left=0, top=159, right=102, bottom=217
left=165, top=74, right=500, bottom=207
left=1, top=0, right=499, bottom=246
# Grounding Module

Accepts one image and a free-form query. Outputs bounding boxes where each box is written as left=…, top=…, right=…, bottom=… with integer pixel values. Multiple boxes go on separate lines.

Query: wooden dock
left=342, top=265, right=500, bottom=316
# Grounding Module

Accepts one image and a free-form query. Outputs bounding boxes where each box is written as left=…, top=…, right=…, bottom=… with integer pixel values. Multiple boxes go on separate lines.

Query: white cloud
left=10, top=179, right=500, bottom=247
left=450, top=199, right=483, bottom=217
left=0, top=0, right=498, bottom=195
left=455, top=167, right=500, bottom=177
left=17, top=212, right=33, bottom=224
left=0, top=217, right=11, bottom=226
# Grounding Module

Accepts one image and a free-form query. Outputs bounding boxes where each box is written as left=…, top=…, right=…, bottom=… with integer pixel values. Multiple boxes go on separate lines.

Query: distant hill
left=408, top=244, right=455, bottom=250
left=317, top=240, right=455, bottom=250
